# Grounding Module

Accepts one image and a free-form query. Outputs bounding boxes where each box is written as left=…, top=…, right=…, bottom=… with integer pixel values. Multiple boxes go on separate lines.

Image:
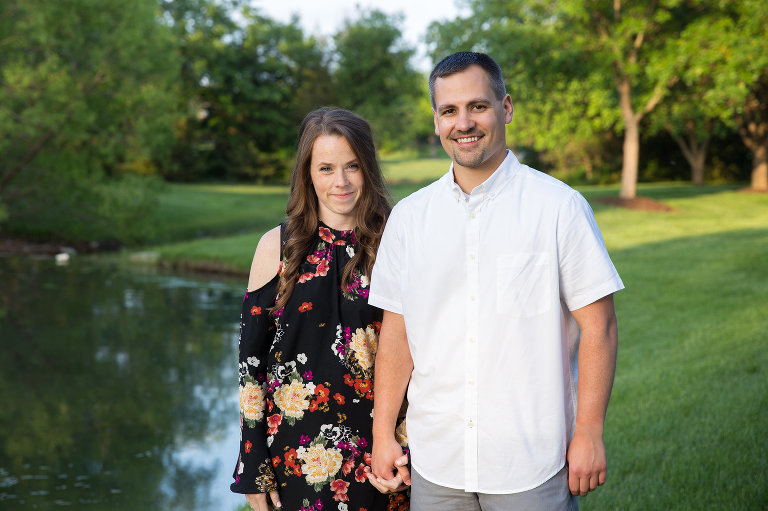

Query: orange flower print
left=250, top=305, right=262, bottom=316
left=333, top=393, right=345, bottom=405
left=298, top=272, right=314, bottom=284
left=343, top=373, right=353, bottom=385
left=244, top=440, right=252, bottom=453
left=314, top=384, right=330, bottom=402
left=299, top=302, right=313, bottom=312
left=354, top=378, right=372, bottom=394
left=267, top=413, right=282, bottom=435
left=319, top=226, right=334, bottom=243
left=364, top=452, right=372, bottom=465
left=307, top=254, right=321, bottom=264
left=315, top=258, right=329, bottom=277
left=330, top=478, right=350, bottom=502
left=372, top=321, right=382, bottom=333
left=272, top=456, right=281, bottom=467
left=284, top=448, right=299, bottom=468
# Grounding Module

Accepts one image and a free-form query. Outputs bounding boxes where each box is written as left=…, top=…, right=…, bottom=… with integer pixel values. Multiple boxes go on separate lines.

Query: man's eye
left=473, top=105, right=487, bottom=111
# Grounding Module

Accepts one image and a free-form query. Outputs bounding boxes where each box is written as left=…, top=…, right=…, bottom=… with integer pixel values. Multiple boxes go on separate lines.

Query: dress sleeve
left=231, top=276, right=279, bottom=494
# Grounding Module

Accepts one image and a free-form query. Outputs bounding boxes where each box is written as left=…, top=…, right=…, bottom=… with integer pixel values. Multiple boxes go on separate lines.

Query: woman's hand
left=245, top=490, right=281, bottom=510
left=366, top=453, right=410, bottom=494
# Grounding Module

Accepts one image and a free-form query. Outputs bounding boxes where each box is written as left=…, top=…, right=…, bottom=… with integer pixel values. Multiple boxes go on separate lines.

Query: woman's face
left=309, top=135, right=365, bottom=230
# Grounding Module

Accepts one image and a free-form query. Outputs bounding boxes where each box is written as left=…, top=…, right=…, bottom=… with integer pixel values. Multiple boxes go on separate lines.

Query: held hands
left=566, top=423, right=607, bottom=496
left=367, top=438, right=411, bottom=494
left=246, top=490, right=281, bottom=510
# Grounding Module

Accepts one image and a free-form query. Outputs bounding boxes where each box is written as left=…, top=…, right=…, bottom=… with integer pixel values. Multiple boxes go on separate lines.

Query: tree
left=333, top=9, right=423, bottom=151
left=0, top=0, right=179, bottom=241
left=427, top=0, right=698, bottom=197
left=647, top=1, right=768, bottom=188
left=163, top=2, right=334, bottom=182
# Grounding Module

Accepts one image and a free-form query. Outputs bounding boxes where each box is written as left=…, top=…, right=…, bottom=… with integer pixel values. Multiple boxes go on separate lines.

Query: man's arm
left=371, top=310, right=413, bottom=486
left=567, top=293, right=618, bottom=496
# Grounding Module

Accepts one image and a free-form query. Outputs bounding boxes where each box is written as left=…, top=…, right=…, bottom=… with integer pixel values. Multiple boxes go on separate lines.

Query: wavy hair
left=273, top=108, right=391, bottom=313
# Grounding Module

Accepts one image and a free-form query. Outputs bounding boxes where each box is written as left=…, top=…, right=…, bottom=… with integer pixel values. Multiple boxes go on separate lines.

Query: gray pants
left=410, top=466, right=578, bottom=511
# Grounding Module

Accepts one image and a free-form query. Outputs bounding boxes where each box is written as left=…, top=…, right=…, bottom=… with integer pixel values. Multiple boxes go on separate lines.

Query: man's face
left=432, top=65, right=513, bottom=174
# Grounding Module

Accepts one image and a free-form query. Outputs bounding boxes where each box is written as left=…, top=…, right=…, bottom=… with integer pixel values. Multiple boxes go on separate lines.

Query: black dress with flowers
left=231, top=223, right=409, bottom=511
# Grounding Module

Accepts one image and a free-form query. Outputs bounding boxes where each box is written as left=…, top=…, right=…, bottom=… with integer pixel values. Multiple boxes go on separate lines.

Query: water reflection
left=0, top=256, right=246, bottom=510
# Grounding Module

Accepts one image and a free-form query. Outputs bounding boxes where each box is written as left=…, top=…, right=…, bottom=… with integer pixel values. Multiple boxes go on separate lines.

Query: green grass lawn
left=135, top=165, right=767, bottom=510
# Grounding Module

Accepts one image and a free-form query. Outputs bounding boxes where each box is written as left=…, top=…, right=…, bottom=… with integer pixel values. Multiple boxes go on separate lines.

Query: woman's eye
left=347, top=163, right=359, bottom=171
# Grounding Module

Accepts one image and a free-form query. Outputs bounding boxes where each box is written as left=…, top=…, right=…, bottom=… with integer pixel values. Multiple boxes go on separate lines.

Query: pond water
left=0, top=256, right=250, bottom=510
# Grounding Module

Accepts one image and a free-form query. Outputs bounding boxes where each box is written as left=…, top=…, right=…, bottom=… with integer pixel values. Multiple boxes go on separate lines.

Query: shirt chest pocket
left=496, top=253, right=554, bottom=317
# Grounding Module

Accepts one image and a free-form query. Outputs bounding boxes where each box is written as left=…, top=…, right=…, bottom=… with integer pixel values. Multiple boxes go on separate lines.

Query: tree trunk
left=752, top=143, right=768, bottom=191
left=618, top=77, right=639, bottom=199
left=669, top=129, right=709, bottom=186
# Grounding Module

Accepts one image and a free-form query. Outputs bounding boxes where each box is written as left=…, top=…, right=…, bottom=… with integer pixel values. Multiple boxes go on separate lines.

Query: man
left=366, top=52, right=624, bottom=510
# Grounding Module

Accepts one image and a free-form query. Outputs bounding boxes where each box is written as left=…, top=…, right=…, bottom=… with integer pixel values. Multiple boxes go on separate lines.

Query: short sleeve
left=369, top=204, right=405, bottom=314
left=558, top=192, right=624, bottom=311
left=231, top=276, right=279, bottom=494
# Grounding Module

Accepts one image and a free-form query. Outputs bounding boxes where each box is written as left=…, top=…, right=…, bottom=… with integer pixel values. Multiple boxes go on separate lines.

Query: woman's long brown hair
left=273, top=108, right=391, bottom=313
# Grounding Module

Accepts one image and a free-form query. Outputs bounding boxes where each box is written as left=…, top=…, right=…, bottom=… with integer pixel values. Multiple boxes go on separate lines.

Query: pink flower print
left=342, top=457, right=355, bottom=475
left=298, top=272, right=314, bottom=284
left=267, top=413, right=282, bottom=435
left=315, top=258, right=329, bottom=277
left=307, top=253, right=321, bottom=264
left=299, top=435, right=311, bottom=445
left=354, top=463, right=368, bottom=483
left=319, top=226, right=334, bottom=243
left=303, top=370, right=313, bottom=380
left=330, top=479, right=350, bottom=502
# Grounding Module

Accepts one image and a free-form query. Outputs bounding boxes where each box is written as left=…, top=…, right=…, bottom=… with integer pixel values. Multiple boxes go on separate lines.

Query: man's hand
left=566, top=423, right=606, bottom=496
left=372, top=438, right=411, bottom=488
left=245, top=490, right=281, bottom=510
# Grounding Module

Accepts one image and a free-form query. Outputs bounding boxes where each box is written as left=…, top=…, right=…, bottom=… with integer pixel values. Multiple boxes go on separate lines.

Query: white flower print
left=297, top=353, right=307, bottom=364
left=338, top=503, right=348, bottom=511
left=246, top=356, right=259, bottom=367
left=360, top=275, right=369, bottom=288
left=346, top=246, right=355, bottom=258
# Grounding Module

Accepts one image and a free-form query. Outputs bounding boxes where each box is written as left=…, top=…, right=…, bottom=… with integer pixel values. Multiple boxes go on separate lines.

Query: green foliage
left=0, top=0, right=179, bottom=240
left=164, top=2, right=331, bottom=182
left=333, top=9, right=423, bottom=151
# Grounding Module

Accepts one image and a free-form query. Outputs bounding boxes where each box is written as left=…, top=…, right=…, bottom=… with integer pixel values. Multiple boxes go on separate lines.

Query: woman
left=231, top=108, right=409, bottom=511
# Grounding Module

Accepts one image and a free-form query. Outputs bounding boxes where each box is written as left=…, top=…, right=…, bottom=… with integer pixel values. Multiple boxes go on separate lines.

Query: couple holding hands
left=231, top=52, right=624, bottom=511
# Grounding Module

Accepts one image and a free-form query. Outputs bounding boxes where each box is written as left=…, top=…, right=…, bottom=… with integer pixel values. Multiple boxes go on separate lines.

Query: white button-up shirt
left=369, top=151, right=624, bottom=493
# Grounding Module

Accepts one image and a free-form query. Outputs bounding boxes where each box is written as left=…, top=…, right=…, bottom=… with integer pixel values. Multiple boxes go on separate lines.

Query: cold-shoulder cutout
left=247, top=225, right=281, bottom=292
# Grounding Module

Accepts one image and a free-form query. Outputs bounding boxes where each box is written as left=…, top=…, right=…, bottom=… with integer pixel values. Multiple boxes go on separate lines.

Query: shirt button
left=470, top=213, right=477, bottom=219
left=468, top=379, right=475, bottom=385
left=470, top=296, right=476, bottom=301
left=468, top=419, right=474, bottom=428
left=469, top=254, right=476, bottom=260
left=469, top=337, right=476, bottom=343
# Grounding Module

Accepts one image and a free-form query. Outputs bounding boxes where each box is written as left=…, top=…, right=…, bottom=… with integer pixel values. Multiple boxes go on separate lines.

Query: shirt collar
left=446, top=150, right=520, bottom=202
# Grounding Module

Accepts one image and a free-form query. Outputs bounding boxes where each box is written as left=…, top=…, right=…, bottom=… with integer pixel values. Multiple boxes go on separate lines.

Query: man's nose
left=456, top=109, right=475, bottom=132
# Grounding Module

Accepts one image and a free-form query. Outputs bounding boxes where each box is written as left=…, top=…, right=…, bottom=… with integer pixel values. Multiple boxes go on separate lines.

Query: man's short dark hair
left=429, top=52, right=506, bottom=110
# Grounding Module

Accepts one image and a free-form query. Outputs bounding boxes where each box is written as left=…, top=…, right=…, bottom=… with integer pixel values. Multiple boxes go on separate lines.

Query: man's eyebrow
left=436, top=98, right=492, bottom=110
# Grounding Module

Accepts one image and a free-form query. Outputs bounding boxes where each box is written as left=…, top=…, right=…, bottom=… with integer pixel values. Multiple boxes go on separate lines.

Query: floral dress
left=231, top=223, right=409, bottom=511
